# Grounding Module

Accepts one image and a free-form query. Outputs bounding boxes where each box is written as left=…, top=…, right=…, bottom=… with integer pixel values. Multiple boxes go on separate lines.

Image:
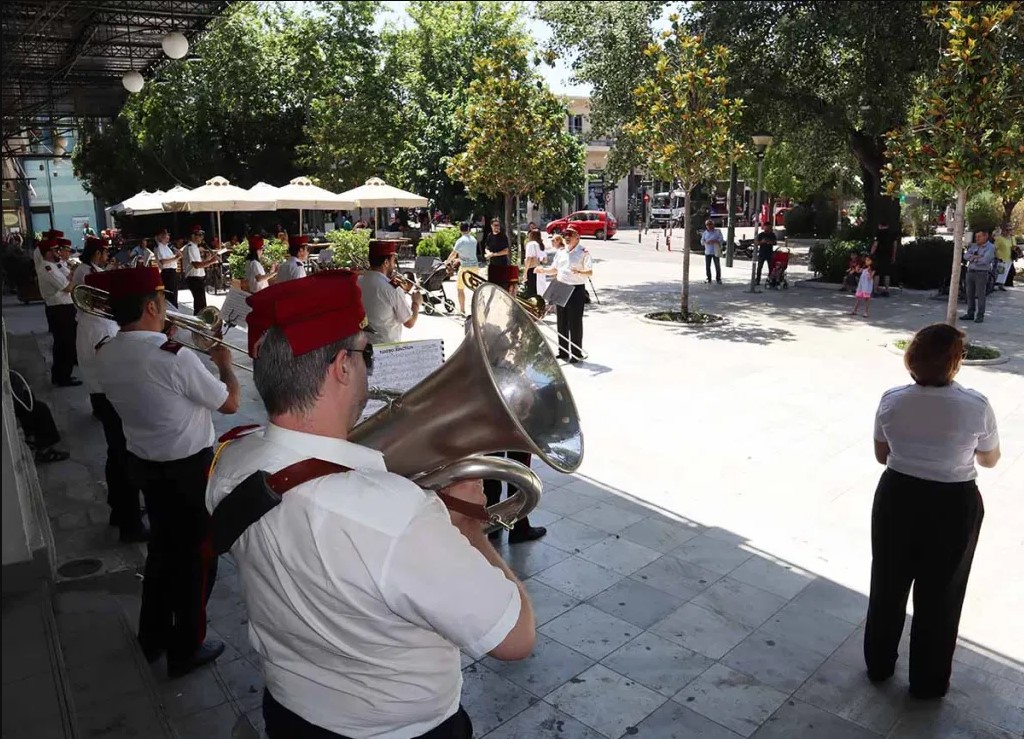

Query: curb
left=885, top=342, right=1008, bottom=366
left=638, top=314, right=726, bottom=328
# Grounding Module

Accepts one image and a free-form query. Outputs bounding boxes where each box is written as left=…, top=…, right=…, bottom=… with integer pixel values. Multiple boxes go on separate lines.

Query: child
left=851, top=257, right=874, bottom=317
left=841, top=252, right=862, bottom=293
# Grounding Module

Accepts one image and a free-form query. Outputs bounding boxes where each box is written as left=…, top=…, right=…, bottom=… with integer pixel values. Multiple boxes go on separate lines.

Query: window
left=568, top=115, right=584, bottom=136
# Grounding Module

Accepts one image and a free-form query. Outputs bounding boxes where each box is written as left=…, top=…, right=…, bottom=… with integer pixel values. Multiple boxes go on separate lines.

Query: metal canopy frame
left=2, top=0, right=233, bottom=139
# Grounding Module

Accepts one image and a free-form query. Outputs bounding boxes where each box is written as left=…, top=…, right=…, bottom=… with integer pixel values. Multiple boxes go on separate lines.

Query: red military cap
left=103, top=267, right=164, bottom=300
left=56, top=238, right=72, bottom=248
left=191, top=224, right=204, bottom=235
left=37, top=239, right=57, bottom=253
left=368, top=240, right=398, bottom=259
left=247, top=234, right=264, bottom=249
left=288, top=235, right=309, bottom=249
left=85, top=236, right=108, bottom=250
left=44, top=229, right=64, bottom=239
left=84, top=269, right=114, bottom=290
left=488, top=264, right=520, bottom=289
left=245, top=270, right=367, bottom=359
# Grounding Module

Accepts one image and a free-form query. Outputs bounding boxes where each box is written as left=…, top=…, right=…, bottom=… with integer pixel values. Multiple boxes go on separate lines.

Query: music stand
left=544, top=279, right=576, bottom=308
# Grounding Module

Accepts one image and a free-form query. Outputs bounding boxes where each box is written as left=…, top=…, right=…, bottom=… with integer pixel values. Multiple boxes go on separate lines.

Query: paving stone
left=577, top=536, right=661, bottom=576
left=215, top=657, right=264, bottom=713
left=482, top=633, right=594, bottom=698
left=673, top=663, right=790, bottom=738
left=533, top=556, right=624, bottom=600
left=689, top=577, right=789, bottom=631
left=789, top=579, right=869, bottom=625
left=630, top=701, right=744, bottom=738
left=539, top=604, right=640, bottom=661
left=542, top=519, right=613, bottom=554
left=459, top=663, right=537, bottom=736
left=672, top=535, right=754, bottom=576
left=545, top=663, right=667, bottom=739
left=159, top=667, right=230, bottom=718
left=537, top=488, right=594, bottom=517
left=942, top=662, right=1024, bottom=735
left=751, top=699, right=885, bottom=739
left=600, top=631, right=715, bottom=698
left=888, top=701, right=1020, bottom=739
left=728, top=557, right=816, bottom=600
left=523, top=578, right=580, bottom=627
left=75, top=697, right=169, bottom=739
left=795, top=653, right=910, bottom=735
left=618, top=515, right=702, bottom=553
left=649, top=603, right=753, bottom=660
left=569, top=501, right=647, bottom=534
left=758, top=602, right=860, bottom=658
left=482, top=700, right=606, bottom=739
left=174, top=703, right=240, bottom=738
left=722, top=631, right=829, bottom=693
left=496, top=539, right=573, bottom=579
left=587, top=577, right=685, bottom=629
left=630, top=555, right=722, bottom=600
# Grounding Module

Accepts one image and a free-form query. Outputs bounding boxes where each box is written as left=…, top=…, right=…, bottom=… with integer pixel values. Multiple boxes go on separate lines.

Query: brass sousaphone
left=350, top=283, right=584, bottom=529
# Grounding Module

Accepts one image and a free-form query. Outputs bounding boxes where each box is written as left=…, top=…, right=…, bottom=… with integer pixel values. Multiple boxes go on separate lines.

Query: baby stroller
left=766, top=247, right=791, bottom=289
left=406, top=257, right=456, bottom=315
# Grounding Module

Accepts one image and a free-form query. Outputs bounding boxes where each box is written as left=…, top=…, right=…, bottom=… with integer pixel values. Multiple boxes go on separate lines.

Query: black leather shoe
left=960, top=314, right=974, bottom=321
left=138, top=638, right=164, bottom=664
left=508, top=526, right=547, bottom=544
left=556, top=353, right=570, bottom=361
left=119, top=524, right=150, bottom=544
left=909, top=681, right=949, bottom=700
left=167, top=640, right=225, bottom=678
left=53, top=378, right=83, bottom=387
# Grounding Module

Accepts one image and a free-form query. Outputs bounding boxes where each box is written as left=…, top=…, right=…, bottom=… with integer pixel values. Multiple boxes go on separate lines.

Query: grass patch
left=893, top=339, right=1000, bottom=361
left=646, top=310, right=724, bottom=325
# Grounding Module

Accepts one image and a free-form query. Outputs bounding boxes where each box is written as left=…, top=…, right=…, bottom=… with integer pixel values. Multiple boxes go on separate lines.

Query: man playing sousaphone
left=206, top=271, right=535, bottom=738
left=357, top=239, right=422, bottom=342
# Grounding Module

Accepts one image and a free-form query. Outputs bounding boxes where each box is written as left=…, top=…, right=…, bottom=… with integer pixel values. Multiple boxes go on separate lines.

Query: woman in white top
left=866, top=323, right=1000, bottom=699
left=244, top=235, right=276, bottom=294
left=522, top=228, right=546, bottom=299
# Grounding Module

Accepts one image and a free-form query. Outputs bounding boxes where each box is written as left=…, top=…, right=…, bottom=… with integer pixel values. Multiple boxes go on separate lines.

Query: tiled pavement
left=3, top=238, right=1022, bottom=738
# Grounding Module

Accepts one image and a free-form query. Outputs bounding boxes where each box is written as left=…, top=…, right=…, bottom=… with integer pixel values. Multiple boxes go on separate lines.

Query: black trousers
left=12, top=395, right=61, bottom=450
left=864, top=469, right=984, bottom=694
left=524, top=268, right=546, bottom=313
left=705, top=254, right=721, bottom=281
left=161, top=268, right=179, bottom=307
left=45, top=304, right=77, bottom=383
left=263, top=690, right=473, bottom=739
left=484, top=451, right=533, bottom=533
left=132, top=447, right=217, bottom=662
left=186, top=276, right=207, bottom=311
left=756, top=250, right=773, bottom=282
left=556, top=284, right=586, bottom=360
left=90, top=394, right=143, bottom=531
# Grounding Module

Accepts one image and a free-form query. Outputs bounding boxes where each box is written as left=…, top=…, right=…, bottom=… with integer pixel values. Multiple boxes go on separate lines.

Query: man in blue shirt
left=700, top=219, right=724, bottom=284
left=446, top=222, right=484, bottom=314
left=961, top=228, right=996, bottom=323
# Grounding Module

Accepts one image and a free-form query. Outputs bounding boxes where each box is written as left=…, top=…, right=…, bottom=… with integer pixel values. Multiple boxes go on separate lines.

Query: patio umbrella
left=163, top=176, right=277, bottom=240
left=274, top=176, right=354, bottom=235
left=107, top=189, right=166, bottom=217
left=336, top=177, right=428, bottom=234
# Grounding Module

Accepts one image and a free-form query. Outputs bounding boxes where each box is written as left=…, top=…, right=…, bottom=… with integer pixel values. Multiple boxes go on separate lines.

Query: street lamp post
left=747, top=132, right=773, bottom=294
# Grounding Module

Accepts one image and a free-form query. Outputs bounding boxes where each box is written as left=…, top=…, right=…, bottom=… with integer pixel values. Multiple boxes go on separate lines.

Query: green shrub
left=894, top=237, right=953, bottom=289
left=324, top=228, right=371, bottom=268
left=810, top=238, right=869, bottom=282
left=784, top=205, right=814, bottom=236
left=901, top=202, right=935, bottom=237
left=965, top=191, right=1001, bottom=232
left=416, top=235, right=441, bottom=257
left=226, top=238, right=289, bottom=279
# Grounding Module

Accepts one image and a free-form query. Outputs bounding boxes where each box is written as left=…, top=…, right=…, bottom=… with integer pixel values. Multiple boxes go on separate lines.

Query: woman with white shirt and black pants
left=539, top=227, right=592, bottom=363
left=866, top=323, right=1000, bottom=699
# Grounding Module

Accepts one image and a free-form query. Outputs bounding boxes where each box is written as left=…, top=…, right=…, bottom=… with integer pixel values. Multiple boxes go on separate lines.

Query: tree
left=689, top=1, right=938, bottom=231
left=885, top=1, right=1024, bottom=324
left=447, top=50, right=586, bottom=248
left=623, top=20, right=744, bottom=317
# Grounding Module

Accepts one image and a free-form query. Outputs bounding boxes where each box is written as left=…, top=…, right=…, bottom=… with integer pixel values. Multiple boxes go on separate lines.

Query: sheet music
left=544, top=279, right=576, bottom=308
left=360, top=339, right=445, bottom=421
left=219, top=287, right=253, bottom=327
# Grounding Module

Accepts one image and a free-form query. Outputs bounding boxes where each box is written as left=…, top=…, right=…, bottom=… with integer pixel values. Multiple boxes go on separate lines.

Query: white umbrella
left=163, top=176, right=277, bottom=240
left=107, top=189, right=166, bottom=216
left=335, top=177, right=428, bottom=235
left=273, top=176, right=354, bottom=235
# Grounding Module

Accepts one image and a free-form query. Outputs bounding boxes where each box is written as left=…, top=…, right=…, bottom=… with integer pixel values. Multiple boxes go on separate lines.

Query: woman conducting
left=865, top=323, right=1000, bottom=699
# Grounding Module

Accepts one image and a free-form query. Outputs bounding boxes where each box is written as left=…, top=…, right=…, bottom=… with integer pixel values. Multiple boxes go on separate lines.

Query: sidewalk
left=2, top=242, right=1021, bottom=739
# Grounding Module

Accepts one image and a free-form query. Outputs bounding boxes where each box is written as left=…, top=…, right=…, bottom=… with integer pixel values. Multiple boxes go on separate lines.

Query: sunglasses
left=348, top=344, right=374, bottom=374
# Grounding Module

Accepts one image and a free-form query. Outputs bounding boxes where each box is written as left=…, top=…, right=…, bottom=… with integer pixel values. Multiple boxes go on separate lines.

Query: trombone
left=461, top=270, right=589, bottom=360
left=71, top=284, right=252, bottom=371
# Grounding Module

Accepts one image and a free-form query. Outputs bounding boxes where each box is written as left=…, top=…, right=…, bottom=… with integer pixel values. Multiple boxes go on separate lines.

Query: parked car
left=545, top=211, right=618, bottom=240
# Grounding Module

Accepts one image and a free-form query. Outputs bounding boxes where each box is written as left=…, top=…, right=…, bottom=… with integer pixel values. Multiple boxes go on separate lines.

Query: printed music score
left=359, top=339, right=445, bottom=421
left=219, top=288, right=252, bottom=328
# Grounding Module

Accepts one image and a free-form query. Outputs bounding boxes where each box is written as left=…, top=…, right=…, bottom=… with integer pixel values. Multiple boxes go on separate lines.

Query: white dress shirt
left=73, top=265, right=117, bottom=393
left=357, top=271, right=412, bottom=343
left=206, top=424, right=520, bottom=739
left=874, top=382, right=999, bottom=483
left=37, top=261, right=73, bottom=306
left=185, top=241, right=205, bottom=278
left=155, top=242, right=178, bottom=268
left=276, top=256, right=306, bottom=282
left=95, top=331, right=229, bottom=461
left=245, top=259, right=267, bottom=293
left=551, top=245, right=592, bottom=286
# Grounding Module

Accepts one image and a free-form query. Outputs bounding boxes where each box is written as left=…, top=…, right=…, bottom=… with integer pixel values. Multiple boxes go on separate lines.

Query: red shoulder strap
left=218, top=424, right=262, bottom=443
left=160, top=340, right=183, bottom=354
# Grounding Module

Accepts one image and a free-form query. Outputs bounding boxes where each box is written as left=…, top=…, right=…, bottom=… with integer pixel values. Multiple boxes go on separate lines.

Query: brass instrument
left=390, top=270, right=430, bottom=297
left=350, top=282, right=583, bottom=530
left=461, top=270, right=588, bottom=360
left=71, top=284, right=252, bottom=371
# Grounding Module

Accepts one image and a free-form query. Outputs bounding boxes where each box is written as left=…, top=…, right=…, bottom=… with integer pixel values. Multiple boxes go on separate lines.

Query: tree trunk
left=850, top=130, right=901, bottom=232
left=1002, top=196, right=1018, bottom=227
left=503, top=193, right=514, bottom=262
left=681, top=186, right=692, bottom=317
left=946, top=189, right=968, bottom=326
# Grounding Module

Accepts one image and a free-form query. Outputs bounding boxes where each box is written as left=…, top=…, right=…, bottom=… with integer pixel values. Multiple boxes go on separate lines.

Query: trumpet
left=461, top=270, right=588, bottom=360
left=390, top=270, right=430, bottom=297
left=71, top=284, right=252, bottom=371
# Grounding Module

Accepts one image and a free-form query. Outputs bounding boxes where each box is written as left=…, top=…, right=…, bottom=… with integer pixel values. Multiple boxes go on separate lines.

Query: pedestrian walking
left=701, top=219, right=723, bottom=284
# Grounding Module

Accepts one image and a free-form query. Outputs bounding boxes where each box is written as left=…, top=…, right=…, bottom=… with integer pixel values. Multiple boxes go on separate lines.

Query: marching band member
left=538, top=226, right=592, bottom=363
left=93, top=267, right=240, bottom=677
left=357, top=240, right=421, bottom=342
left=72, top=236, right=109, bottom=287
left=80, top=270, right=147, bottom=542
left=244, top=235, right=276, bottom=294
left=276, top=235, right=309, bottom=282
left=482, top=263, right=547, bottom=545
left=154, top=229, right=182, bottom=306
left=184, top=226, right=218, bottom=311
left=206, top=271, right=535, bottom=738
left=36, top=237, right=80, bottom=387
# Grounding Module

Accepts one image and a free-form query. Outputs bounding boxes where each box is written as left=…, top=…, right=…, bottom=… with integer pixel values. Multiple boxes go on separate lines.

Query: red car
left=545, top=210, right=617, bottom=240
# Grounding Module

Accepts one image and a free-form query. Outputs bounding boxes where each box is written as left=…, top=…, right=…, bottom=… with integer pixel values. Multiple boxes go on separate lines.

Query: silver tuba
left=350, top=283, right=584, bottom=530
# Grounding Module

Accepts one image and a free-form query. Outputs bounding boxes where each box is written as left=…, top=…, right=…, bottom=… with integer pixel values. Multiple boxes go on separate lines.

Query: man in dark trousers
left=871, top=220, right=898, bottom=297
left=35, top=237, right=80, bottom=387
left=755, top=225, right=778, bottom=285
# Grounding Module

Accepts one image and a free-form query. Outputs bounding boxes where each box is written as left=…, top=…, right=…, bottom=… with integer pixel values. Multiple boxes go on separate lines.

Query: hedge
left=894, top=237, right=953, bottom=290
